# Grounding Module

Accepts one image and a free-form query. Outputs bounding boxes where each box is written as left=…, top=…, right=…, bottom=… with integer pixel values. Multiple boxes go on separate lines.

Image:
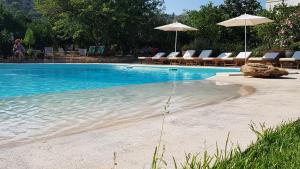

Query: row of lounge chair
left=138, top=50, right=300, bottom=69
left=139, top=50, right=251, bottom=66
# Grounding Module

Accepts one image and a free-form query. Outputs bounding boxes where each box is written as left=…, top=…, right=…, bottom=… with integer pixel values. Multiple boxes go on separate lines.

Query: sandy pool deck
left=1, top=69, right=300, bottom=169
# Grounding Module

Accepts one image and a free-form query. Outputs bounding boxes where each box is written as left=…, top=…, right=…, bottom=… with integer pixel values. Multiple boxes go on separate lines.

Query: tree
left=255, top=4, right=300, bottom=50
left=29, top=18, right=55, bottom=49
left=0, top=2, right=28, bottom=56
left=35, top=0, right=165, bottom=54
left=24, top=27, right=35, bottom=48
left=23, top=27, right=35, bottom=56
left=221, top=0, right=262, bottom=17
left=181, top=3, right=228, bottom=51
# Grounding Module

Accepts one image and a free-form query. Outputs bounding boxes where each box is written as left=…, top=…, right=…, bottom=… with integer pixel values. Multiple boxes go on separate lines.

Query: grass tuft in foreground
left=152, top=119, right=300, bottom=169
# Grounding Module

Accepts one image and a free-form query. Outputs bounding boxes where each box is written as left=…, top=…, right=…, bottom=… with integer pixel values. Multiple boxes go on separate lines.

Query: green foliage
left=221, top=0, right=262, bottom=17
left=152, top=120, right=300, bottom=169
left=180, top=1, right=262, bottom=53
left=1, top=0, right=299, bottom=57
left=34, top=0, right=167, bottom=54
left=289, top=41, right=300, bottom=50
left=0, top=2, right=28, bottom=56
left=24, top=27, right=35, bottom=47
left=254, top=5, right=300, bottom=50
left=181, top=3, right=227, bottom=51
left=29, top=18, right=54, bottom=49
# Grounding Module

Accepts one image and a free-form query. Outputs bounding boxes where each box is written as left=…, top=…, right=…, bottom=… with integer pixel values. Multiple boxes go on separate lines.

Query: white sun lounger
left=223, top=52, right=252, bottom=66
left=166, top=52, right=181, bottom=64
left=185, top=50, right=213, bottom=65
left=138, top=52, right=166, bottom=64
left=203, top=52, right=233, bottom=66
left=182, top=50, right=196, bottom=59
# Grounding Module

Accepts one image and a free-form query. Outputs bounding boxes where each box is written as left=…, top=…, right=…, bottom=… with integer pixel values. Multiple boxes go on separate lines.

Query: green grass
left=152, top=120, right=300, bottom=169
left=214, top=120, right=300, bottom=169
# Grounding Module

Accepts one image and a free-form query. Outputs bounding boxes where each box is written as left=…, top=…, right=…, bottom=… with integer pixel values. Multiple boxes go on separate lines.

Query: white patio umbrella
left=155, top=22, right=198, bottom=52
left=217, top=14, right=273, bottom=64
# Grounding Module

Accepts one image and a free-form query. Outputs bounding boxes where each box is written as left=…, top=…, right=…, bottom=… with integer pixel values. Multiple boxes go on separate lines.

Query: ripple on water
left=0, top=80, right=243, bottom=147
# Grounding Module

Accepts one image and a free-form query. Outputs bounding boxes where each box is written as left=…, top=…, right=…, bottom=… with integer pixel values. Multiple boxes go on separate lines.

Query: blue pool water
left=0, top=64, right=243, bottom=146
left=0, top=64, right=239, bottom=99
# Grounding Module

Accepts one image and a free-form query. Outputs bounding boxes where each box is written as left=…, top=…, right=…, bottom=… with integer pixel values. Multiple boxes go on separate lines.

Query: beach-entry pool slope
left=0, top=64, right=240, bottom=147
left=0, top=64, right=238, bottom=98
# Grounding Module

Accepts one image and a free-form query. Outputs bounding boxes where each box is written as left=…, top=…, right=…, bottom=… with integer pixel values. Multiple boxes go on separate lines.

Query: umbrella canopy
left=155, top=22, right=198, bottom=32
left=217, top=14, right=273, bottom=27
left=155, top=22, right=198, bottom=52
left=218, top=14, right=273, bottom=64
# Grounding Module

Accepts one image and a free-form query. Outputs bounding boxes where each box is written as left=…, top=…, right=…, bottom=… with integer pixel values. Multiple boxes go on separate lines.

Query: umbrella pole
left=175, top=31, right=178, bottom=52
left=244, top=21, right=247, bottom=65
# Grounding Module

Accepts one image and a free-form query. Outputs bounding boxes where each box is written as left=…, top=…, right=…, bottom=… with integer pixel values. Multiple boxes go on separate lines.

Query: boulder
left=241, top=63, right=289, bottom=78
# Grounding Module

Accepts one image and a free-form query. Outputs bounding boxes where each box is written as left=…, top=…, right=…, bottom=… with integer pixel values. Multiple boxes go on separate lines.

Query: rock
left=241, top=63, right=289, bottom=78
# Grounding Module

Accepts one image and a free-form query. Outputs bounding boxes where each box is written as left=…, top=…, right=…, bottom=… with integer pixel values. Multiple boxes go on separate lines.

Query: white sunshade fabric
left=155, top=22, right=198, bottom=31
left=155, top=22, right=197, bottom=52
left=217, top=14, right=273, bottom=27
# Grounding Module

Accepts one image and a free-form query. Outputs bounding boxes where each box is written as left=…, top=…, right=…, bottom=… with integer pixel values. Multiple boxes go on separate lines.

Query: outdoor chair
left=193, top=50, right=213, bottom=65
left=182, top=50, right=196, bottom=65
left=139, top=52, right=166, bottom=64
left=280, top=51, right=300, bottom=69
left=79, top=48, right=87, bottom=56
left=97, top=46, right=105, bottom=56
left=223, top=52, right=252, bottom=66
left=87, top=46, right=96, bottom=56
left=44, top=47, right=54, bottom=59
left=57, top=48, right=65, bottom=57
left=167, top=52, right=182, bottom=65
left=203, top=52, right=233, bottom=66
left=248, top=52, right=280, bottom=65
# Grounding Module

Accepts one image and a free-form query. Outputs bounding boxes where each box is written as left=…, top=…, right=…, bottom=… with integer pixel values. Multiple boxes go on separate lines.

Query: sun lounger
left=223, top=52, right=252, bottom=66
left=183, top=50, right=196, bottom=59
left=44, top=47, right=54, bottom=57
left=191, top=50, right=213, bottom=65
left=167, top=52, right=182, bottom=65
left=248, top=52, right=280, bottom=65
left=139, top=52, right=166, bottom=64
left=87, top=46, right=96, bottom=56
left=203, top=52, right=233, bottom=66
left=182, top=50, right=196, bottom=65
left=56, top=48, right=65, bottom=57
left=280, top=51, right=300, bottom=69
left=159, top=52, right=179, bottom=64
left=79, top=48, right=87, bottom=56
left=96, top=46, right=105, bottom=56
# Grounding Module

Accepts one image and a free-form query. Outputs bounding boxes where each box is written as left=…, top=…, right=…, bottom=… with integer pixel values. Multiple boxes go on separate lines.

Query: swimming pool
left=0, top=64, right=239, bottom=98
left=0, top=64, right=241, bottom=147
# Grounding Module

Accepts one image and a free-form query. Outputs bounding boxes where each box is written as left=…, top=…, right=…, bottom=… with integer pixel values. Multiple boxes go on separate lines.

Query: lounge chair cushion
left=248, top=57, right=263, bottom=61
left=262, top=52, right=279, bottom=60
left=152, top=52, right=166, bottom=60
left=292, top=51, right=300, bottom=60
left=199, top=50, right=213, bottom=58
left=279, top=51, right=300, bottom=61
left=235, top=52, right=252, bottom=59
left=222, top=58, right=234, bottom=61
left=203, top=52, right=232, bottom=60
left=183, top=50, right=196, bottom=59
left=167, top=52, right=180, bottom=59
left=279, top=58, right=297, bottom=61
